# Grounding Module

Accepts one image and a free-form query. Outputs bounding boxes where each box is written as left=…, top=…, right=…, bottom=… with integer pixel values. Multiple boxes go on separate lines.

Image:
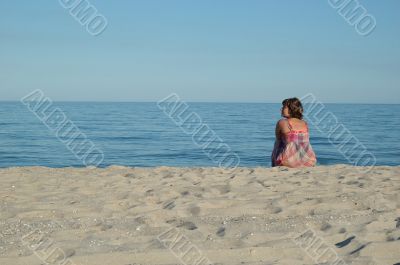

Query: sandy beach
left=0, top=165, right=399, bottom=265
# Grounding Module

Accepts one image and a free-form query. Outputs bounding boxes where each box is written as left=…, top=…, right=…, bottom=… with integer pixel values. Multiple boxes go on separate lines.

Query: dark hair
left=282, top=97, right=303, bottom=119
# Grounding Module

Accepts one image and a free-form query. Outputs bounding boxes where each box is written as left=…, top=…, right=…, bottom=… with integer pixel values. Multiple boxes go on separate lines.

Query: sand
left=0, top=165, right=399, bottom=265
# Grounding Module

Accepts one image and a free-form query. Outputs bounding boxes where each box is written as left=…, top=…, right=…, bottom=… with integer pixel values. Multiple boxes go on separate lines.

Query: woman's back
left=271, top=97, right=317, bottom=168
left=272, top=118, right=316, bottom=167
left=280, top=118, right=308, bottom=135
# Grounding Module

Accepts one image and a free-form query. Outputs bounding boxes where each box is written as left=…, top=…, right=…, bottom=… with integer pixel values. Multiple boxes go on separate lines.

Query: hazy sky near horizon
left=1, top=0, right=399, bottom=103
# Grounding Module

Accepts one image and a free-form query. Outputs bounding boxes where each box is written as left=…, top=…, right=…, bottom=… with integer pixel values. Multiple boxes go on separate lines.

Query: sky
left=0, top=0, right=399, bottom=103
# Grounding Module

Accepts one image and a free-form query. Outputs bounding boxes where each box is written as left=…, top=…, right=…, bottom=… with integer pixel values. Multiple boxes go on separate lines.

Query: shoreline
left=0, top=163, right=398, bottom=169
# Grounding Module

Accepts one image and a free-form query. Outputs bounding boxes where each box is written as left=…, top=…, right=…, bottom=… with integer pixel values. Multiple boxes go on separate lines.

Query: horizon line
left=0, top=100, right=399, bottom=105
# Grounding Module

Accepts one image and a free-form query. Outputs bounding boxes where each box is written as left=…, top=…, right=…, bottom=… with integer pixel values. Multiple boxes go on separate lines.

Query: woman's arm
left=275, top=119, right=286, bottom=142
left=271, top=120, right=283, bottom=166
left=273, top=120, right=282, bottom=149
left=275, top=121, right=281, bottom=140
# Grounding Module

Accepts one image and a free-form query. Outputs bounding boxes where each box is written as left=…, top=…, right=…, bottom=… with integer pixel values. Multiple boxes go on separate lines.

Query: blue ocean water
left=0, top=102, right=399, bottom=168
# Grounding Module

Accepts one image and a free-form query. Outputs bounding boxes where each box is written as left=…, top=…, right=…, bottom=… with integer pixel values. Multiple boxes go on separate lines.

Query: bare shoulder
left=276, top=119, right=288, bottom=131
left=276, top=119, right=286, bottom=127
left=300, top=119, right=308, bottom=126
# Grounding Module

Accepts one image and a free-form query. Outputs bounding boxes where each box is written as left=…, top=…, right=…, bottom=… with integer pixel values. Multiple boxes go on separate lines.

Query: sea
left=0, top=102, right=399, bottom=168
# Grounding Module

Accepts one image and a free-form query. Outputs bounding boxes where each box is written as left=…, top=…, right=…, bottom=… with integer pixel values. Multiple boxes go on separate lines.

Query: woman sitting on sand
left=271, top=97, right=317, bottom=167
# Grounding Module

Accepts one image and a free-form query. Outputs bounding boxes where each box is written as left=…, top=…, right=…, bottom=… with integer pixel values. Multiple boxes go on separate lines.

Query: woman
left=271, top=97, right=317, bottom=167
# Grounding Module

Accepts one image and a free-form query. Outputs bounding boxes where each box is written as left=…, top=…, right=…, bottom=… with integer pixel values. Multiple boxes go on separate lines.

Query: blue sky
left=1, top=0, right=399, bottom=103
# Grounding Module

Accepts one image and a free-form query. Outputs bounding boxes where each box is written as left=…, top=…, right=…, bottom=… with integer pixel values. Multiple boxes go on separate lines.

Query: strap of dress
left=288, top=119, right=309, bottom=132
left=287, top=119, right=292, bottom=131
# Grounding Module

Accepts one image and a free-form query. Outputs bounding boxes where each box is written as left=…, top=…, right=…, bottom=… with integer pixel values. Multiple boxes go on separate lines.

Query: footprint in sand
left=212, top=185, right=231, bottom=194
left=163, top=201, right=175, bottom=210
left=320, top=222, right=332, bottom=231
left=335, top=235, right=369, bottom=256
left=273, top=207, right=282, bottom=214
left=145, top=189, right=154, bottom=196
left=387, top=235, right=396, bottom=241
left=216, top=227, right=225, bottom=237
left=335, top=236, right=356, bottom=248
left=177, top=221, right=197, bottom=230
left=349, top=243, right=367, bottom=255
left=124, top=173, right=137, bottom=178
left=162, top=173, right=174, bottom=179
left=188, top=205, right=201, bottom=216
left=265, top=206, right=282, bottom=214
